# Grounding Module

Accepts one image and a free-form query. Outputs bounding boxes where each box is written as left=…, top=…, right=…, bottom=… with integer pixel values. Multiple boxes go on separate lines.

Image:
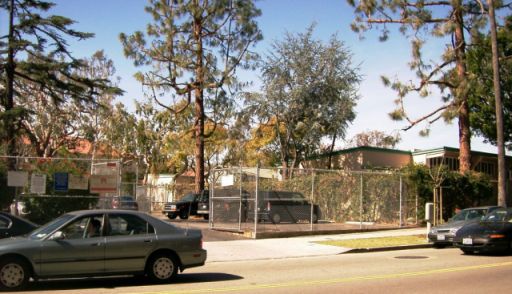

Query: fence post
left=310, top=171, right=315, bottom=231
left=254, top=164, right=260, bottom=239
left=360, top=172, right=363, bottom=229
left=239, top=165, right=243, bottom=232
left=399, top=174, right=403, bottom=228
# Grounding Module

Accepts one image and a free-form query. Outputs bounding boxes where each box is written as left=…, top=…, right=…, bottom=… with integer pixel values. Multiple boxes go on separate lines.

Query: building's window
left=475, top=162, right=496, bottom=178
left=427, top=156, right=459, bottom=171
left=446, top=157, right=459, bottom=171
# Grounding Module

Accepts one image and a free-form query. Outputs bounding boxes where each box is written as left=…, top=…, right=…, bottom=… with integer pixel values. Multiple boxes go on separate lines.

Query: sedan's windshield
left=451, top=209, right=485, bottom=221
left=28, top=214, right=74, bottom=240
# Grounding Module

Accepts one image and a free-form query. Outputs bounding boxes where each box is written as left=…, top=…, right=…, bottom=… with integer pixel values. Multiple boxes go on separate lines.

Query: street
left=16, top=247, right=512, bottom=293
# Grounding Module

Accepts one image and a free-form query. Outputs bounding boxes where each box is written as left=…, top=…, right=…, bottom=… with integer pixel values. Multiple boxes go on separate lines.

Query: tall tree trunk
left=5, top=0, right=17, bottom=169
left=454, top=4, right=471, bottom=174
left=488, top=0, right=507, bottom=206
left=328, top=134, right=337, bottom=169
left=193, top=8, right=205, bottom=193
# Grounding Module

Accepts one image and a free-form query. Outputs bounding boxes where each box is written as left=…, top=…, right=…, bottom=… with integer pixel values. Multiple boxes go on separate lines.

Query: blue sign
left=54, top=172, right=69, bottom=192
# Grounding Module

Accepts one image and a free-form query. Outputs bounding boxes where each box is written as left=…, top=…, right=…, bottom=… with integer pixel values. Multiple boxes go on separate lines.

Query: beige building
left=306, top=145, right=512, bottom=201
left=305, top=146, right=412, bottom=171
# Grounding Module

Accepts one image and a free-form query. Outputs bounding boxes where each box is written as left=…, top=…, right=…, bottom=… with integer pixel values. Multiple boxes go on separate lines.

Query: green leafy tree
left=347, top=0, right=509, bottom=174
left=0, top=0, right=108, bottom=163
left=346, top=130, right=401, bottom=148
left=120, top=0, right=262, bottom=193
left=467, top=16, right=512, bottom=150
left=75, top=51, right=125, bottom=159
left=14, top=51, right=123, bottom=158
left=244, top=25, right=360, bottom=176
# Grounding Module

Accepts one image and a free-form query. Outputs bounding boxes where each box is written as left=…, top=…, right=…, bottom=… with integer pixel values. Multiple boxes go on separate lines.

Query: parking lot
left=155, top=212, right=418, bottom=241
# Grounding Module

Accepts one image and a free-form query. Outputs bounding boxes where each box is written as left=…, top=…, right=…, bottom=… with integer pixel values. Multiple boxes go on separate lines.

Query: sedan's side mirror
left=49, top=231, right=66, bottom=240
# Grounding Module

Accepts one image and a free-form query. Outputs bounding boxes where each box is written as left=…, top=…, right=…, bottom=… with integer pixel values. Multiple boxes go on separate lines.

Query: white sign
left=221, top=175, right=234, bottom=187
left=30, top=173, right=46, bottom=194
left=69, top=174, right=89, bottom=190
left=7, top=171, right=28, bottom=187
left=89, top=175, right=118, bottom=194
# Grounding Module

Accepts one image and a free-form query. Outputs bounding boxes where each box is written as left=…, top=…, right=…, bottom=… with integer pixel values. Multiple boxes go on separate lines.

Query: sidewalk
left=203, top=228, right=429, bottom=263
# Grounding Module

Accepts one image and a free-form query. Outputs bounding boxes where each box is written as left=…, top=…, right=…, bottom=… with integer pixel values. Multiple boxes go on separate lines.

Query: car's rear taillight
left=489, top=234, right=505, bottom=239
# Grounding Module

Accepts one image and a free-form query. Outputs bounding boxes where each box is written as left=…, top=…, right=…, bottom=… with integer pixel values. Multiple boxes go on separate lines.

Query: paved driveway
left=154, top=213, right=248, bottom=241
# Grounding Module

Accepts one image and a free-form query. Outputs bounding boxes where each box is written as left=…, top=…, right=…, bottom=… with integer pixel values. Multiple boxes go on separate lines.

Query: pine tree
left=1, top=0, right=112, bottom=165
left=120, top=0, right=262, bottom=192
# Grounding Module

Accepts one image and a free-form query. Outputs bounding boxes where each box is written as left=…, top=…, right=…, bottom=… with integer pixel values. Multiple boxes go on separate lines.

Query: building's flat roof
left=308, top=145, right=511, bottom=161
left=412, top=146, right=511, bottom=159
left=307, top=146, right=412, bottom=160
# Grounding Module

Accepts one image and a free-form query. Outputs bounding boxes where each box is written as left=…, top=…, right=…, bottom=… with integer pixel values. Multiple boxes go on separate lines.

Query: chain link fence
left=209, top=167, right=418, bottom=237
left=0, top=156, right=146, bottom=224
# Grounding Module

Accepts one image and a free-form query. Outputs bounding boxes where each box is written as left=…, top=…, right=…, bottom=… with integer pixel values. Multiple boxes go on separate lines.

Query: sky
left=44, top=0, right=508, bottom=155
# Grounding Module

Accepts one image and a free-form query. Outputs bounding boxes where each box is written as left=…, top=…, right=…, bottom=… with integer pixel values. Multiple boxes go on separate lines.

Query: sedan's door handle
left=144, top=239, right=152, bottom=243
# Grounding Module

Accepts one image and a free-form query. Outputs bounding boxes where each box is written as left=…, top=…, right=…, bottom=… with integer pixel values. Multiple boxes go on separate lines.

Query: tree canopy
left=1, top=0, right=119, bottom=160
left=242, top=25, right=360, bottom=175
left=120, top=0, right=262, bottom=192
left=347, top=0, right=510, bottom=173
left=467, top=16, right=512, bottom=151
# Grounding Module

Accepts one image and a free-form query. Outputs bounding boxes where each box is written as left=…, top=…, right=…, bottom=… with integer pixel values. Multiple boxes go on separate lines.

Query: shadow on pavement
left=22, top=273, right=243, bottom=292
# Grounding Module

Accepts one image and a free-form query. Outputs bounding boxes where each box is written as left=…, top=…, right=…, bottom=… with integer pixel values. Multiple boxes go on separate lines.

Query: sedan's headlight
left=430, top=228, right=437, bottom=234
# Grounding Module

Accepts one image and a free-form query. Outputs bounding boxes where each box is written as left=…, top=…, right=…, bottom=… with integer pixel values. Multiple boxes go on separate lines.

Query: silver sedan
left=0, top=209, right=207, bottom=291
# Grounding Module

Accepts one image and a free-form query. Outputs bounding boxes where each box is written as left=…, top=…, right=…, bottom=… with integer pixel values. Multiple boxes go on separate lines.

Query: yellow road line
left=135, top=261, right=512, bottom=294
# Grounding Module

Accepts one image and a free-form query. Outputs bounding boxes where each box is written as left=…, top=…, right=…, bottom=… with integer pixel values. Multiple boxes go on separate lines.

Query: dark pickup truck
left=162, top=190, right=209, bottom=220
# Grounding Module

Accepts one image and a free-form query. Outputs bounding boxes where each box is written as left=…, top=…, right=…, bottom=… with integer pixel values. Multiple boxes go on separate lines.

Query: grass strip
left=316, top=235, right=428, bottom=249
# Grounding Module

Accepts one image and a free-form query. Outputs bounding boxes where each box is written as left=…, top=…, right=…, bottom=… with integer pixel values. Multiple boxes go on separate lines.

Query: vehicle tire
left=167, top=213, right=177, bottom=220
left=203, top=214, right=209, bottom=220
left=146, top=253, right=179, bottom=283
left=311, top=212, right=318, bottom=224
left=179, top=210, right=189, bottom=220
left=271, top=212, right=281, bottom=224
left=432, top=244, right=446, bottom=249
left=0, top=257, right=31, bottom=291
left=461, top=249, right=474, bottom=255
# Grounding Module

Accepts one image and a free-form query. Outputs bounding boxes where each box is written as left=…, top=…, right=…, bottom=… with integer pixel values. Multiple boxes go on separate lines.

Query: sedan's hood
left=0, top=236, right=33, bottom=250
left=433, top=220, right=467, bottom=230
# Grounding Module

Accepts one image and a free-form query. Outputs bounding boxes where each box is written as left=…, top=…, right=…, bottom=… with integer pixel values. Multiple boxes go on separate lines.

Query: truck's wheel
left=179, top=210, right=189, bottom=220
left=271, top=212, right=281, bottom=224
left=167, top=213, right=177, bottom=220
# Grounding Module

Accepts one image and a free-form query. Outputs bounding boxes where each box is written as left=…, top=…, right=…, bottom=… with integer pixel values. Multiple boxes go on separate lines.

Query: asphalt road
left=17, top=247, right=512, bottom=293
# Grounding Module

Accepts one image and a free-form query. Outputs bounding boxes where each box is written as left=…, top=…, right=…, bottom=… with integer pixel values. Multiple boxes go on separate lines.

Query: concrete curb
left=344, top=243, right=433, bottom=254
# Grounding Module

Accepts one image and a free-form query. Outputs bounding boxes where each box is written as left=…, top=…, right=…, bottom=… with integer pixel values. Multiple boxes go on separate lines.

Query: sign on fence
left=30, top=173, right=46, bottom=194
left=54, top=172, right=69, bottom=192
left=69, top=174, right=89, bottom=190
left=7, top=171, right=28, bottom=187
left=89, top=175, right=117, bottom=193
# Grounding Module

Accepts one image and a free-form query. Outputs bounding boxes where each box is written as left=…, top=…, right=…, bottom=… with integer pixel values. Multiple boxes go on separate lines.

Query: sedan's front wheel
left=147, top=254, right=178, bottom=283
left=0, top=257, right=31, bottom=291
left=461, top=249, right=474, bottom=255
